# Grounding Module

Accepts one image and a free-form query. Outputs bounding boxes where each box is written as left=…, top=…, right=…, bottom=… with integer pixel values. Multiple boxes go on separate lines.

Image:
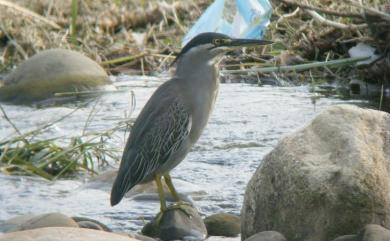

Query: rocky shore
left=1, top=104, right=390, bottom=241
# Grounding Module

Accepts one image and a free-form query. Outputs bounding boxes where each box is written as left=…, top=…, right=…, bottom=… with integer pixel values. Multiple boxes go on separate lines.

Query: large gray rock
left=0, top=227, right=137, bottom=241
left=204, top=213, right=240, bottom=237
left=357, top=224, right=390, bottom=241
left=2, top=212, right=79, bottom=232
left=241, top=105, right=390, bottom=241
left=0, top=48, right=111, bottom=103
left=244, top=231, right=286, bottom=241
left=142, top=204, right=207, bottom=240
left=331, top=235, right=357, bottom=241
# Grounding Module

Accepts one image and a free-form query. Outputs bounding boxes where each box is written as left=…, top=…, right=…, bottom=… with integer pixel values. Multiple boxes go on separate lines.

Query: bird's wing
left=111, top=81, right=191, bottom=206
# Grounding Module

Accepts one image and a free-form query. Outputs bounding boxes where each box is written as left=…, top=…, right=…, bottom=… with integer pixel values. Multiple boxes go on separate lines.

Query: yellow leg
left=155, top=174, right=192, bottom=221
left=155, top=175, right=166, bottom=212
left=164, top=174, right=181, bottom=202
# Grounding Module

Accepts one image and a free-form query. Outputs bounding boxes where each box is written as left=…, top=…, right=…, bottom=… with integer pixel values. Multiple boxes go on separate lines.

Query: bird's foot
left=166, top=201, right=194, bottom=218
left=155, top=201, right=194, bottom=224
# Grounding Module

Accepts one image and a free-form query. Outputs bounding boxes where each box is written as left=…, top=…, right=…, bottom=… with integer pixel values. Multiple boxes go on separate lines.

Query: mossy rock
left=0, top=49, right=111, bottom=104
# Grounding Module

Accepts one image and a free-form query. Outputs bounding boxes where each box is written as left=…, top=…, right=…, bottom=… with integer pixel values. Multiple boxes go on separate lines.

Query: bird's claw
left=155, top=201, right=194, bottom=224
left=166, top=201, right=193, bottom=218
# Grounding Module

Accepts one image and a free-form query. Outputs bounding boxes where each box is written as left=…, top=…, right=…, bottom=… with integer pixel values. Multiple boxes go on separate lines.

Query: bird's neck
left=175, top=57, right=219, bottom=90
left=174, top=56, right=220, bottom=144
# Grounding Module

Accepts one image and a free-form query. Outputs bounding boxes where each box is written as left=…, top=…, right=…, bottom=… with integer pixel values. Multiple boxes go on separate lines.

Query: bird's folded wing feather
left=115, top=82, right=191, bottom=194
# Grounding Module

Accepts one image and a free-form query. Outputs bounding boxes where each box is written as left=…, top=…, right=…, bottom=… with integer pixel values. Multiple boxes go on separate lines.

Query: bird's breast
left=188, top=81, right=219, bottom=144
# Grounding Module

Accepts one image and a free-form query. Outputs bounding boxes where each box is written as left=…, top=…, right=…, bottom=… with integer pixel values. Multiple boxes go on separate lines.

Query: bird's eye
left=213, top=39, right=223, bottom=45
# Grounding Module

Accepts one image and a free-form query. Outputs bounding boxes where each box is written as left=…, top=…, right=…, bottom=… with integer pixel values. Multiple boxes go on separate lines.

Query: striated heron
left=110, top=32, right=272, bottom=212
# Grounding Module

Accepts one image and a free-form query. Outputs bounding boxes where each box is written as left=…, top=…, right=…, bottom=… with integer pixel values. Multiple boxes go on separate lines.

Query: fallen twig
left=346, top=0, right=390, bottom=22
left=276, top=7, right=300, bottom=28
left=222, top=56, right=370, bottom=74
left=101, top=53, right=146, bottom=65
left=305, top=9, right=368, bottom=29
left=54, top=89, right=126, bottom=97
left=280, top=0, right=365, bottom=19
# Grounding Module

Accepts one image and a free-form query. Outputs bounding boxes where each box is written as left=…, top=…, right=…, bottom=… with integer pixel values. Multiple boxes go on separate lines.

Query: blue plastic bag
left=182, top=0, right=272, bottom=46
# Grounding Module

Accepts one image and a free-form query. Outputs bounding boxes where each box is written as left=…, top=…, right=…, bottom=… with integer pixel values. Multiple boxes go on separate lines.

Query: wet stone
left=2, top=212, right=78, bottom=232
left=142, top=204, right=207, bottom=241
left=204, top=213, right=240, bottom=237
left=72, top=216, right=111, bottom=232
left=78, top=221, right=105, bottom=231
left=0, top=48, right=112, bottom=104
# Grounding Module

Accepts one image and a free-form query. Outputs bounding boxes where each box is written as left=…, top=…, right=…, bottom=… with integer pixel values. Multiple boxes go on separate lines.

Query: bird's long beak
left=225, top=38, right=273, bottom=49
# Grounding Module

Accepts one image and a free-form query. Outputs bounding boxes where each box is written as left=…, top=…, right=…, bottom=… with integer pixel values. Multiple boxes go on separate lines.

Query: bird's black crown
left=174, top=32, right=231, bottom=63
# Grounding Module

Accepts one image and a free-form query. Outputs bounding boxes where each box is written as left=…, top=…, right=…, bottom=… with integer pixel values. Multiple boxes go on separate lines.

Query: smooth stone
left=203, top=213, right=240, bottom=237
left=331, top=235, right=357, bottom=241
left=0, top=48, right=112, bottom=103
left=244, top=231, right=287, bottom=241
left=0, top=214, right=36, bottom=232
left=142, top=204, right=207, bottom=241
left=83, top=169, right=202, bottom=203
left=128, top=232, right=156, bottom=241
left=357, top=224, right=390, bottom=241
left=142, top=220, right=159, bottom=238
left=72, top=216, right=111, bottom=232
left=241, top=105, right=390, bottom=241
left=2, top=212, right=78, bottom=232
left=77, top=221, right=105, bottom=231
left=0, top=227, right=138, bottom=241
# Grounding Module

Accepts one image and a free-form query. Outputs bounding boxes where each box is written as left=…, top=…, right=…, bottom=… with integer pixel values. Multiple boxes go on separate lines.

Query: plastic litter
left=182, top=0, right=272, bottom=46
left=348, top=43, right=381, bottom=66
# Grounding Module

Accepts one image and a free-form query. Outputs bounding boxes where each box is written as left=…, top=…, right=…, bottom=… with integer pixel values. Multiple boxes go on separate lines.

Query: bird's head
left=173, top=32, right=273, bottom=66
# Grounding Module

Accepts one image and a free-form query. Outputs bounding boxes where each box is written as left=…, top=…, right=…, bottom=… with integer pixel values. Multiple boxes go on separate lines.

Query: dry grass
left=0, top=0, right=211, bottom=73
left=268, top=0, right=389, bottom=60
left=0, top=0, right=388, bottom=82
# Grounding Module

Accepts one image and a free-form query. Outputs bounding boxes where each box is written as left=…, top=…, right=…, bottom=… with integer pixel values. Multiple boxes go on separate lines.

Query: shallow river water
left=0, top=76, right=368, bottom=237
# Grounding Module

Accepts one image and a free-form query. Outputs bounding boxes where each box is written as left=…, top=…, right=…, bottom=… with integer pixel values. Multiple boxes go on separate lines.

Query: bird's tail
left=110, top=171, right=127, bottom=206
left=111, top=146, right=150, bottom=206
left=110, top=152, right=137, bottom=206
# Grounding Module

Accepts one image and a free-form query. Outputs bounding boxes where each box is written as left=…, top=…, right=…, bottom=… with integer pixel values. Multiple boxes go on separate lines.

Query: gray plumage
left=111, top=67, right=218, bottom=206
left=110, top=32, right=272, bottom=206
left=111, top=82, right=193, bottom=205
